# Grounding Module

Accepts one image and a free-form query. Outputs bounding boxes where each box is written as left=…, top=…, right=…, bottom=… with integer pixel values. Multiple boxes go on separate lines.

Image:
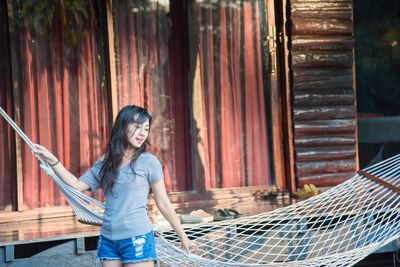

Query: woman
left=34, top=105, right=196, bottom=267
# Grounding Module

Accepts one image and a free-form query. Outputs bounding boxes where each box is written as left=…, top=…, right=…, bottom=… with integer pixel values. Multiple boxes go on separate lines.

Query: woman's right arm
left=33, top=144, right=90, bottom=192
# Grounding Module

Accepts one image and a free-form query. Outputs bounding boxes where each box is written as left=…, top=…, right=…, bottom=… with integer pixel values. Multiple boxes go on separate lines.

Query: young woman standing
left=34, top=105, right=196, bottom=266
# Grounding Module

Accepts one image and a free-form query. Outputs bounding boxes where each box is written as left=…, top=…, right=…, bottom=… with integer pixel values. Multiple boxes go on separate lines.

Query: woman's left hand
left=180, top=236, right=197, bottom=255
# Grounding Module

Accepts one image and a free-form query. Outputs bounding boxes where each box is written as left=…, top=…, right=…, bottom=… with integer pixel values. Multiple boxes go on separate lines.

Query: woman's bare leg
left=124, top=260, right=155, bottom=267
left=102, top=259, right=123, bottom=267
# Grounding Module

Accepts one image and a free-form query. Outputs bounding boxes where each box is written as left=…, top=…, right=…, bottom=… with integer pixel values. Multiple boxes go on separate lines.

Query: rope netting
left=1, top=107, right=400, bottom=266
left=0, top=107, right=105, bottom=225
left=156, top=154, right=400, bottom=266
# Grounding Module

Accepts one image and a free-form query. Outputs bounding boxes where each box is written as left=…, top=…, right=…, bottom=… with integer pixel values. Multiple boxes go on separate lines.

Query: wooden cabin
left=0, top=0, right=399, bottom=265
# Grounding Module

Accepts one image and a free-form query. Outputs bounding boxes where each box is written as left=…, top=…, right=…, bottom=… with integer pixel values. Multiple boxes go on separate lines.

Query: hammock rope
left=1, top=106, right=400, bottom=266
left=0, top=107, right=105, bottom=225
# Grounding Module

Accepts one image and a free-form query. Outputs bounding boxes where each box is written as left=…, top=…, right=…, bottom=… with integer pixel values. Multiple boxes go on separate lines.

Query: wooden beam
left=0, top=206, right=75, bottom=224
left=292, top=36, right=354, bottom=51
left=187, top=1, right=207, bottom=192
left=159, top=185, right=276, bottom=204
left=15, top=134, right=23, bottom=211
left=291, top=1, right=352, bottom=20
left=293, top=106, right=356, bottom=121
left=6, top=2, right=24, bottom=211
left=295, top=145, right=356, bottom=162
left=292, top=11, right=352, bottom=20
left=266, top=0, right=286, bottom=189
left=292, top=68, right=353, bottom=89
left=296, top=159, right=356, bottom=175
left=357, top=170, right=400, bottom=196
left=294, top=119, right=356, bottom=136
left=105, top=0, right=118, bottom=121
left=352, top=25, right=359, bottom=171
left=293, top=89, right=355, bottom=107
left=297, top=171, right=354, bottom=187
left=294, top=134, right=356, bottom=147
left=292, top=51, right=353, bottom=68
left=291, top=18, right=353, bottom=35
left=278, top=0, right=296, bottom=193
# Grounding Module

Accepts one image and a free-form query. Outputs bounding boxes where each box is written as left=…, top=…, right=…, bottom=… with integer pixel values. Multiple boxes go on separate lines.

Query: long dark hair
left=100, top=105, right=152, bottom=194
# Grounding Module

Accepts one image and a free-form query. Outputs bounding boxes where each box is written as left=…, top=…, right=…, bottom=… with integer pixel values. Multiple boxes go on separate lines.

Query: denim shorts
left=96, top=231, right=157, bottom=264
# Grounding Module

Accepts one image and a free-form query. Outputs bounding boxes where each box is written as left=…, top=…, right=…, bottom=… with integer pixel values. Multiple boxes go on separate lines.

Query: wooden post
left=187, top=1, right=206, bottom=192
left=352, top=3, right=359, bottom=172
left=105, top=0, right=118, bottom=122
left=278, top=0, right=297, bottom=193
left=15, top=135, right=24, bottom=211
left=6, top=2, right=24, bottom=211
left=266, top=0, right=287, bottom=190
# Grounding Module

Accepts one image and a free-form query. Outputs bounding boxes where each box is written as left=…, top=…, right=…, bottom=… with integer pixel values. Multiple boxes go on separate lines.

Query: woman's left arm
left=151, top=179, right=197, bottom=254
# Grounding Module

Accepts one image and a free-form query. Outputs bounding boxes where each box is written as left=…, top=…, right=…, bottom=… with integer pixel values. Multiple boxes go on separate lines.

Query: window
left=189, top=0, right=272, bottom=189
left=354, top=0, right=400, bottom=167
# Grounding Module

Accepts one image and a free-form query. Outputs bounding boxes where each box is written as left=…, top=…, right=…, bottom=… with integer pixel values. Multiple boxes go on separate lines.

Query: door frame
left=267, top=0, right=296, bottom=193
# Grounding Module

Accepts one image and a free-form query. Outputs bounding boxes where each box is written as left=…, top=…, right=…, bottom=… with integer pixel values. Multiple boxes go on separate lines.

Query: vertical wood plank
left=352, top=3, right=359, bottom=171
left=191, top=55, right=207, bottom=193
left=7, top=1, right=24, bottom=211
left=15, top=133, right=23, bottom=211
left=353, top=54, right=359, bottom=170
left=187, top=1, right=206, bottom=192
left=105, top=0, right=118, bottom=121
left=266, top=0, right=286, bottom=189
left=278, top=0, right=296, bottom=193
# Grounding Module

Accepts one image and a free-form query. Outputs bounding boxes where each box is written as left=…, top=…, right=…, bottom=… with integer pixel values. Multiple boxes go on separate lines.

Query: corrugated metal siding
left=289, top=0, right=357, bottom=187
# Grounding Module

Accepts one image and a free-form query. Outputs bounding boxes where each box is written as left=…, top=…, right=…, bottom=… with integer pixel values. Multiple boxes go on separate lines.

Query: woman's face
left=125, top=119, right=150, bottom=149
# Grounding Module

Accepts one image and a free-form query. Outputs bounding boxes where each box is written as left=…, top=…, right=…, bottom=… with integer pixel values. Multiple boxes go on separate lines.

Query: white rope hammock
left=1, top=107, right=400, bottom=266
left=156, top=157, right=400, bottom=266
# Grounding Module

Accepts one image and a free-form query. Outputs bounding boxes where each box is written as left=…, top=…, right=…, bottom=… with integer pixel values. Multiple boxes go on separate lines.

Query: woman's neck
left=123, top=147, right=136, bottom=159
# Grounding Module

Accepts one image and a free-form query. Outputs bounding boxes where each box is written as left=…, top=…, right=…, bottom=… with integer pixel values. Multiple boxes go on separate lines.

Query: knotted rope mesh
left=0, top=107, right=105, bottom=225
left=156, top=154, right=400, bottom=266
left=1, top=107, right=400, bottom=266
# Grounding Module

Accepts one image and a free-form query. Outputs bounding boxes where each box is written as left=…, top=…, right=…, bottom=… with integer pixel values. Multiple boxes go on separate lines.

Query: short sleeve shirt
left=79, top=152, right=164, bottom=240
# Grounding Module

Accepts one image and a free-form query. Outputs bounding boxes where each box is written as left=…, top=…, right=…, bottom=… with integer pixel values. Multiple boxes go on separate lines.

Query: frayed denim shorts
left=96, top=231, right=157, bottom=264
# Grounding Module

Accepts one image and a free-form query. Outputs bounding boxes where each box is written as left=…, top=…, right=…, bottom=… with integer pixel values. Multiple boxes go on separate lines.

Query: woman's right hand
left=33, top=144, right=58, bottom=165
left=180, top=235, right=197, bottom=255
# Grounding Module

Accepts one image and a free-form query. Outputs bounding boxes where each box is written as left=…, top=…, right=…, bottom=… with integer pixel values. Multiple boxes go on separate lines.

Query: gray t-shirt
left=79, top=152, right=164, bottom=240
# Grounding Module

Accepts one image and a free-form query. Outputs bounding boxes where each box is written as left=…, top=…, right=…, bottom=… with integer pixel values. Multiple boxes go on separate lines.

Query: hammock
left=1, top=107, right=400, bottom=266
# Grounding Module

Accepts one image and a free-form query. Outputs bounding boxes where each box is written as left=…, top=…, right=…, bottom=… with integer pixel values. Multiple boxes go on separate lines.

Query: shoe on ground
left=264, top=191, right=278, bottom=199
left=180, top=214, right=204, bottom=224
left=212, top=209, right=234, bottom=221
left=293, top=184, right=319, bottom=199
left=190, top=209, right=214, bottom=222
left=224, top=208, right=244, bottom=219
